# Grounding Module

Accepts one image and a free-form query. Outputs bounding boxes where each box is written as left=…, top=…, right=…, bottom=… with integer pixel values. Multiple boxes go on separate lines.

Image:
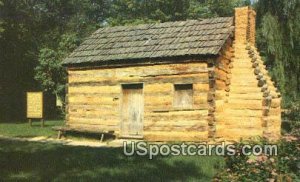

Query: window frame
left=173, top=83, right=194, bottom=109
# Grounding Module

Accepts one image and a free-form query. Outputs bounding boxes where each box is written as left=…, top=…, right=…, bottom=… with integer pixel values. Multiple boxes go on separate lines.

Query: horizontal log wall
left=67, top=62, right=209, bottom=141
left=214, top=38, right=233, bottom=139
left=214, top=7, right=281, bottom=141
left=248, top=45, right=281, bottom=141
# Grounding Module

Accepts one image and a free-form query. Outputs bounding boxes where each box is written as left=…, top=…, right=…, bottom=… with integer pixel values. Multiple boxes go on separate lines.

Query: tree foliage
left=0, top=0, right=4, bottom=36
left=107, top=0, right=250, bottom=25
left=34, top=34, right=79, bottom=100
left=255, top=0, right=300, bottom=105
left=0, top=0, right=109, bottom=120
left=0, top=0, right=297, bottom=120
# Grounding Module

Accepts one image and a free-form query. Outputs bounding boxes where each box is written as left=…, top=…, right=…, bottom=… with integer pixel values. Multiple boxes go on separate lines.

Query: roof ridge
left=94, top=17, right=233, bottom=34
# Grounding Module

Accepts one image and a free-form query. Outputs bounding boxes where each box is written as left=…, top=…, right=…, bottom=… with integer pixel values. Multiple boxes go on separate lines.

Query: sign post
left=27, top=92, right=44, bottom=127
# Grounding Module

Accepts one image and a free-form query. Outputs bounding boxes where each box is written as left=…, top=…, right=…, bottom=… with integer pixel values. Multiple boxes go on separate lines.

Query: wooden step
left=232, top=60, right=252, bottom=64
left=222, top=109, right=262, bottom=117
left=215, top=128, right=263, bottom=139
left=230, top=68, right=255, bottom=74
left=216, top=116, right=262, bottom=127
left=229, top=93, right=262, bottom=100
left=232, top=62, right=253, bottom=69
left=233, top=49, right=248, bottom=53
left=227, top=99, right=262, bottom=110
left=230, top=88, right=261, bottom=94
left=230, top=72, right=255, bottom=77
left=229, top=98, right=262, bottom=103
left=230, top=82, right=258, bottom=86
left=231, top=76, right=257, bottom=82
left=232, top=57, right=252, bottom=61
left=233, top=56, right=250, bottom=59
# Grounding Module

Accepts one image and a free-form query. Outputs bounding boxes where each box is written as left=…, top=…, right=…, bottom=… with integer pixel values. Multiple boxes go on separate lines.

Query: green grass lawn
left=0, top=139, right=225, bottom=181
left=0, top=120, right=64, bottom=138
left=0, top=121, right=225, bottom=181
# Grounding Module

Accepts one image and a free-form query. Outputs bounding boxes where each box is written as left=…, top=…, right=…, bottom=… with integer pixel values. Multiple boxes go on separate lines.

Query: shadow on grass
left=62, top=131, right=117, bottom=141
left=0, top=120, right=63, bottom=126
left=0, top=120, right=64, bottom=138
left=0, top=139, right=224, bottom=181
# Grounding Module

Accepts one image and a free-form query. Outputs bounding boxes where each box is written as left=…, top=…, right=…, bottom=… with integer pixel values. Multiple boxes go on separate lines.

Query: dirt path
left=0, top=135, right=128, bottom=148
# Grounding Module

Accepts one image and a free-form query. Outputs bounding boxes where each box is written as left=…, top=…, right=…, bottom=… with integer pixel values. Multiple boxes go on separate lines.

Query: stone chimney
left=234, top=6, right=256, bottom=45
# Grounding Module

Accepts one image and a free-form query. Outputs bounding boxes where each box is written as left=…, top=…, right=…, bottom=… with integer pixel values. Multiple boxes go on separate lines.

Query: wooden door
left=121, top=84, right=144, bottom=137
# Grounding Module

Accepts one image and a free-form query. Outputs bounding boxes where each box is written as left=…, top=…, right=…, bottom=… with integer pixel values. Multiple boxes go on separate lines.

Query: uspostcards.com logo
left=123, top=141, right=278, bottom=159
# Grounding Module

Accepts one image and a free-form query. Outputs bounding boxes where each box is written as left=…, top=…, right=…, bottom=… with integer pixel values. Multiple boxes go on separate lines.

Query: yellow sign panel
left=27, top=92, right=43, bottom=118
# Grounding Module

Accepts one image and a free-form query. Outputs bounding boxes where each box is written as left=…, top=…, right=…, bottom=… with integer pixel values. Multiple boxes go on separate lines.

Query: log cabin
left=61, top=7, right=281, bottom=141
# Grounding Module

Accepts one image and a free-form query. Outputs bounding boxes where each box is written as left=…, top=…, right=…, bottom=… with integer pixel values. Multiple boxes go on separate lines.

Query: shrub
left=215, top=138, right=300, bottom=182
left=282, top=101, right=300, bottom=137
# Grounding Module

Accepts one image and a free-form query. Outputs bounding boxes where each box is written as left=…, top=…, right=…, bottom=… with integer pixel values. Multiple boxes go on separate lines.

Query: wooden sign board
left=27, top=92, right=43, bottom=118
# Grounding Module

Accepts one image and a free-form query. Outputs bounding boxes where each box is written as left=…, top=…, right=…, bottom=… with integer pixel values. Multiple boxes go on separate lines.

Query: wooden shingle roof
left=63, top=17, right=234, bottom=65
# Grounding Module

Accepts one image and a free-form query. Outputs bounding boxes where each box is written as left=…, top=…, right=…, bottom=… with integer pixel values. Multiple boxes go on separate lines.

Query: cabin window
left=173, top=84, right=193, bottom=108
